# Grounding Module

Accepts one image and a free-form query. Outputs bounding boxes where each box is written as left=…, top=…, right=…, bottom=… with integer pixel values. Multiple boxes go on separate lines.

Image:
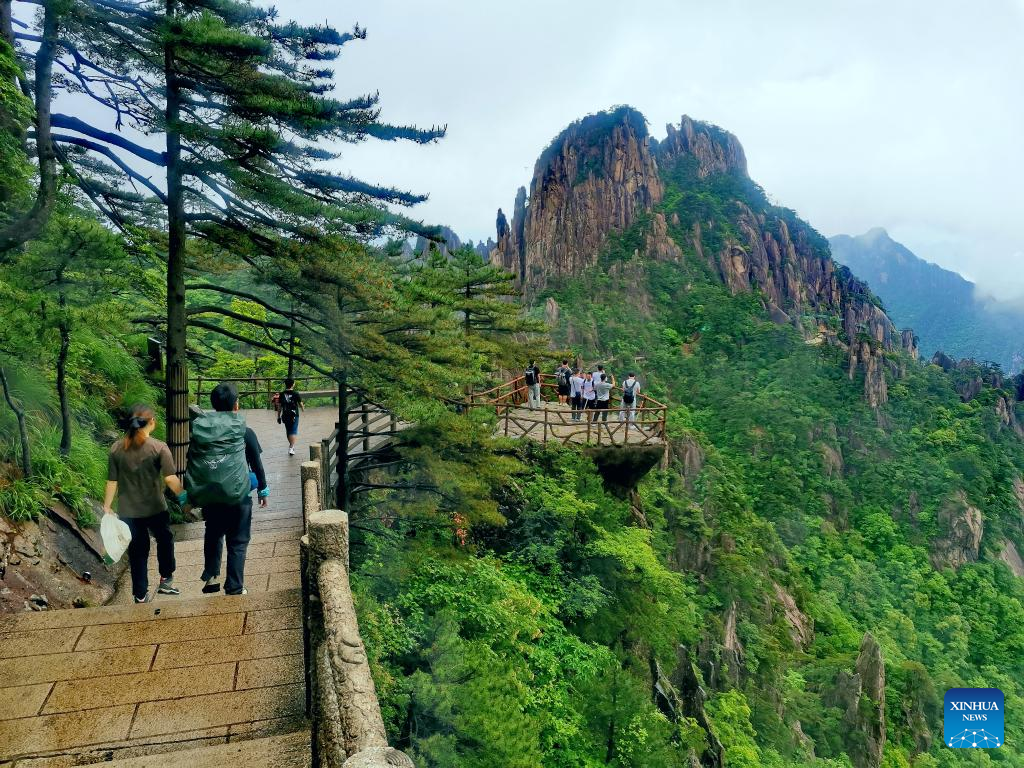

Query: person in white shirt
left=593, top=373, right=615, bottom=423
left=581, top=372, right=596, bottom=419
left=569, top=369, right=585, bottom=422
left=619, top=373, right=641, bottom=426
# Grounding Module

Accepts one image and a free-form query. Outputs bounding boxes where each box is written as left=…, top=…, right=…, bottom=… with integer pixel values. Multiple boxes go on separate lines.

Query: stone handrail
left=300, top=459, right=413, bottom=768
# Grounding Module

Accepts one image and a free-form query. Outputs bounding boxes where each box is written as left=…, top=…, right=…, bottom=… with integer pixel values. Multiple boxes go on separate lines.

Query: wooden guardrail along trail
left=466, top=373, right=668, bottom=446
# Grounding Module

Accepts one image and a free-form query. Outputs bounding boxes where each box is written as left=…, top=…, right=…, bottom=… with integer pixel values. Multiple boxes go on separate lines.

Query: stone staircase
left=0, top=408, right=340, bottom=767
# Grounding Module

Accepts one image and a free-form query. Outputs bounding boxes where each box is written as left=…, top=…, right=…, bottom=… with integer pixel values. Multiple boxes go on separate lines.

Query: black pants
left=592, top=399, right=610, bottom=421
left=202, top=497, right=253, bottom=594
left=124, top=511, right=175, bottom=601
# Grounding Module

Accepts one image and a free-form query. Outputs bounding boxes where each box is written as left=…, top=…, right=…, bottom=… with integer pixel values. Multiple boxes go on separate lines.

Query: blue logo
left=944, top=688, right=1004, bottom=748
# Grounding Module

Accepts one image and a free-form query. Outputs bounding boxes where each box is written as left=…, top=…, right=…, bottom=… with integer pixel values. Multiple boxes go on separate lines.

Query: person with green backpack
left=185, top=382, right=269, bottom=596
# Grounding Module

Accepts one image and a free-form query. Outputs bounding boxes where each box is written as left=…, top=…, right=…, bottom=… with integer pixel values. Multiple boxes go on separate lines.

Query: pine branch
left=187, top=318, right=333, bottom=377
left=48, top=132, right=167, bottom=202
left=51, top=113, right=166, bottom=166
left=186, top=283, right=321, bottom=326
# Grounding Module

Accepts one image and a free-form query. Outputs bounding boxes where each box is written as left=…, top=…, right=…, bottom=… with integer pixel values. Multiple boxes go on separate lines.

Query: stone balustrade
left=300, top=459, right=413, bottom=768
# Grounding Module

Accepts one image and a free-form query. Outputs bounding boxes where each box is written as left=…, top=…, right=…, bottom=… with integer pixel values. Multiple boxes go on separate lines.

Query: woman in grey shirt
left=103, top=404, right=186, bottom=603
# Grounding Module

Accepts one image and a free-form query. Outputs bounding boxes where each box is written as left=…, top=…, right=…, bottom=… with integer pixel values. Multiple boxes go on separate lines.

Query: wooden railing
left=467, top=373, right=667, bottom=446
left=189, top=374, right=337, bottom=408
left=299, top=458, right=413, bottom=768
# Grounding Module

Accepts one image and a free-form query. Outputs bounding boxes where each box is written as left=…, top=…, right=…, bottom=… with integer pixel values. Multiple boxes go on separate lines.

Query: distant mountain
left=830, top=229, right=1024, bottom=373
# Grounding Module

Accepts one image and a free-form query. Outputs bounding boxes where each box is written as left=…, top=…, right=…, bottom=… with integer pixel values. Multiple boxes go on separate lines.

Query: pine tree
left=8, top=0, right=445, bottom=468
left=406, top=245, right=546, bottom=373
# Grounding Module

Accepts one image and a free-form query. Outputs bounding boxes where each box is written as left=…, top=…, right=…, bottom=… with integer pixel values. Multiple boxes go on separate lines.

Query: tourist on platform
left=619, top=372, right=641, bottom=427
left=524, top=361, right=542, bottom=409
left=593, top=372, right=615, bottom=423
left=555, top=360, right=573, bottom=405
left=103, top=405, right=184, bottom=603
left=581, top=371, right=597, bottom=417
left=570, top=368, right=585, bottom=422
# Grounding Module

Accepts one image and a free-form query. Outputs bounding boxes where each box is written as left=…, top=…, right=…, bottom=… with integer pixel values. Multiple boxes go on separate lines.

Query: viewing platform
left=466, top=373, right=667, bottom=447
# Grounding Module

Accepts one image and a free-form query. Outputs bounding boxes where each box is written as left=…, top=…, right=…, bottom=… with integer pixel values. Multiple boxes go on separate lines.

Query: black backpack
left=557, top=367, right=571, bottom=386
left=622, top=381, right=637, bottom=404
left=280, top=390, right=299, bottom=418
left=524, top=368, right=537, bottom=386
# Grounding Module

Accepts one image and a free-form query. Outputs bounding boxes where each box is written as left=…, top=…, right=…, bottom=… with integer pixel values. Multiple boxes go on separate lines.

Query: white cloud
left=276, top=2, right=1024, bottom=298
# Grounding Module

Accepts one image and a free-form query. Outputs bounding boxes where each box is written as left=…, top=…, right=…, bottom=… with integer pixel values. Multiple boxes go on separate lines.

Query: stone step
left=0, top=590, right=306, bottom=765
left=88, top=730, right=311, bottom=767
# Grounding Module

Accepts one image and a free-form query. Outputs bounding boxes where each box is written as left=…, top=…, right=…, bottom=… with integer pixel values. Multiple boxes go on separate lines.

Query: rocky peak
left=488, top=106, right=919, bottom=405
left=490, top=106, right=662, bottom=295
left=654, top=115, right=747, bottom=178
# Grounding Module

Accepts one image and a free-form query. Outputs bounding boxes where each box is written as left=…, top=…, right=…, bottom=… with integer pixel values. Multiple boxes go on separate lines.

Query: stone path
left=0, top=407, right=338, bottom=767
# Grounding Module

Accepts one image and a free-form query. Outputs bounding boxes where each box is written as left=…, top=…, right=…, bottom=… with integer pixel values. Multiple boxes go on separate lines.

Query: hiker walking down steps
left=103, top=405, right=184, bottom=603
left=186, top=382, right=269, bottom=596
left=276, top=378, right=305, bottom=456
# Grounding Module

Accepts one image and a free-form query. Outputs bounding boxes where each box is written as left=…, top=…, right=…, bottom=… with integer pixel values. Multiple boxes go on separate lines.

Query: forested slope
left=355, top=109, right=1024, bottom=767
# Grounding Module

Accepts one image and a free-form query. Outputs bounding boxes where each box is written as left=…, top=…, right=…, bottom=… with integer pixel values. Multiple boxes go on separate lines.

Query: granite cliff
left=490, top=106, right=917, bottom=405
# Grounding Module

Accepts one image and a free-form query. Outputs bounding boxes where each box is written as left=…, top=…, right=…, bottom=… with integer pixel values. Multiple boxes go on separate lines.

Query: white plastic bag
left=101, top=514, right=132, bottom=565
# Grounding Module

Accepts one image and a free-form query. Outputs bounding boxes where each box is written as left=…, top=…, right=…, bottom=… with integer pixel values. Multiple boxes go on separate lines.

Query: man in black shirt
left=199, top=382, right=269, bottom=595
left=276, top=378, right=304, bottom=456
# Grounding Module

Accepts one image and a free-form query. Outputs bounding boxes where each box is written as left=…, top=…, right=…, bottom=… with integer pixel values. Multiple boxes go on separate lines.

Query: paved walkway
left=0, top=408, right=338, bottom=767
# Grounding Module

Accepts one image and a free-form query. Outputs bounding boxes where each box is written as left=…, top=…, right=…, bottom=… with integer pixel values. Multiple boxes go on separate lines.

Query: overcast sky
left=283, top=0, right=1024, bottom=300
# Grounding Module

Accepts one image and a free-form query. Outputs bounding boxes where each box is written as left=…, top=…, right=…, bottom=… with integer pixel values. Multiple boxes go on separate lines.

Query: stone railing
left=300, top=458, right=413, bottom=768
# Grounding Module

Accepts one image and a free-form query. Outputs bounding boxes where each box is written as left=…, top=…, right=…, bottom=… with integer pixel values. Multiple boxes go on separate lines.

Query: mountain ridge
left=490, top=106, right=918, bottom=406
left=830, top=228, right=1024, bottom=373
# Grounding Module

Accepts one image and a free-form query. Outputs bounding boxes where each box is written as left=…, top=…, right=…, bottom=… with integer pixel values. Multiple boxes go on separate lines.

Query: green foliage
left=530, top=151, right=1024, bottom=767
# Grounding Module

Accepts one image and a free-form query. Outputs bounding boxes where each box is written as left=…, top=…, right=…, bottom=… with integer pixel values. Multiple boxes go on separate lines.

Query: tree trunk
left=57, top=290, right=71, bottom=456
left=0, top=367, right=31, bottom=478
left=1, top=2, right=13, bottom=47
left=287, top=309, right=295, bottom=379
left=0, top=0, right=59, bottom=255
left=164, top=0, right=189, bottom=475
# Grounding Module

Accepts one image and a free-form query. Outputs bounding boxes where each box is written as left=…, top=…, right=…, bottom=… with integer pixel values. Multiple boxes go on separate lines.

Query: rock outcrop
left=930, top=491, right=983, bottom=570
left=998, top=540, right=1024, bottom=577
left=489, top=107, right=917, bottom=404
left=830, top=634, right=886, bottom=768
left=490, top=107, right=662, bottom=295
left=721, top=601, right=744, bottom=685
left=661, top=645, right=725, bottom=768
left=772, top=582, right=813, bottom=649
left=654, top=115, right=747, bottom=178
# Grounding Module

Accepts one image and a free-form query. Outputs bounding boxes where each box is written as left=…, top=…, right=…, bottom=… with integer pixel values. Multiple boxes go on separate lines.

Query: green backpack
left=184, top=411, right=249, bottom=506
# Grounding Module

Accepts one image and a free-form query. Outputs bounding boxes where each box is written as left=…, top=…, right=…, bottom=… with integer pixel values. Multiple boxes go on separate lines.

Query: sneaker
left=288, top=447, right=295, bottom=455
left=202, top=577, right=221, bottom=594
left=134, top=593, right=151, bottom=604
left=157, top=578, right=179, bottom=595
left=226, top=587, right=248, bottom=596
